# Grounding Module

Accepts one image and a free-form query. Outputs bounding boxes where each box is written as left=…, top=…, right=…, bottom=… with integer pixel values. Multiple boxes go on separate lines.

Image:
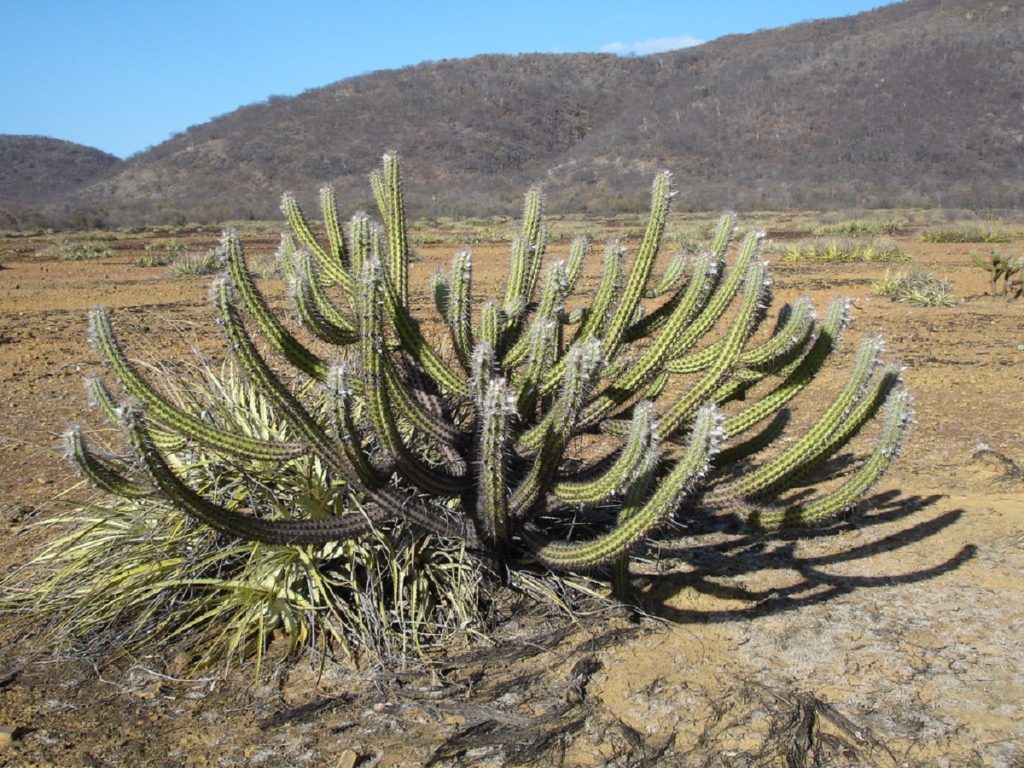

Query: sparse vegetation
left=168, top=248, right=223, bottom=276
left=969, top=249, right=1023, bottom=297
left=781, top=237, right=909, bottom=263
left=919, top=227, right=1015, bottom=244
left=37, top=239, right=114, bottom=261
left=872, top=271, right=956, bottom=307
left=813, top=219, right=903, bottom=237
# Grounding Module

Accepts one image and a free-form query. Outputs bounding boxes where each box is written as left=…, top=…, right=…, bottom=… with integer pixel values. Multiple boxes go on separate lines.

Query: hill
left=13, top=0, right=1024, bottom=225
left=0, top=136, right=122, bottom=226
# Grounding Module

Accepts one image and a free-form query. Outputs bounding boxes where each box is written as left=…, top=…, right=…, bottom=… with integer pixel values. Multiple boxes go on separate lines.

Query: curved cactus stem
left=319, top=185, right=349, bottom=271
left=432, top=272, right=451, bottom=319
left=504, top=260, right=568, bottom=370
left=276, top=233, right=298, bottom=280
left=124, top=409, right=378, bottom=545
left=376, top=153, right=410, bottom=306
left=348, top=212, right=374, bottom=280
left=746, top=387, right=913, bottom=529
left=324, top=365, right=391, bottom=488
left=475, top=377, right=516, bottom=547
left=553, top=401, right=659, bottom=506
left=359, top=260, right=471, bottom=496
left=89, top=308, right=306, bottom=462
left=564, top=236, right=589, bottom=294
left=645, top=252, right=688, bottom=299
left=224, top=230, right=329, bottom=381
left=64, top=426, right=152, bottom=499
left=215, top=278, right=457, bottom=536
left=742, top=363, right=902, bottom=501
left=570, top=242, right=623, bottom=345
left=477, top=301, right=503, bottom=352
left=446, top=249, right=475, bottom=369
left=601, top=170, right=672, bottom=355
left=655, top=258, right=770, bottom=439
left=509, top=340, right=603, bottom=519
left=281, top=193, right=353, bottom=294
left=736, top=336, right=885, bottom=498
left=722, top=297, right=850, bottom=438
left=528, top=404, right=721, bottom=571
left=503, top=188, right=546, bottom=319
left=291, top=253, right=358, bottom=346
left=713, top=408, right=791, bottom=468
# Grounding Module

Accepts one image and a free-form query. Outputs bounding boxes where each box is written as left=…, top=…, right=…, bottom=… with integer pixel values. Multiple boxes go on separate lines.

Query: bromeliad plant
left=69, top=154, right=911, bottom=600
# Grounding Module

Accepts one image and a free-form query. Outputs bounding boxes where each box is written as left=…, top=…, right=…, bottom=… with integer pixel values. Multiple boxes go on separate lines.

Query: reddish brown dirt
left=0, top=224, right=1022, bottom=767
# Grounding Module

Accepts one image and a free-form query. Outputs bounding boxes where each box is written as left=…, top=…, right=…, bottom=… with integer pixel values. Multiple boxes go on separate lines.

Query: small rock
left=0, top=725, right=16, bottom=747
left=336, top=749, right=359, bottom=768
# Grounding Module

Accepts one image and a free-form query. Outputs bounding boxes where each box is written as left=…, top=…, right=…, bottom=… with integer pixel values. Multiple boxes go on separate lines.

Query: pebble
left=0, top=725, right=15, bottom=747
left=336, top=750, right=359, bottom=768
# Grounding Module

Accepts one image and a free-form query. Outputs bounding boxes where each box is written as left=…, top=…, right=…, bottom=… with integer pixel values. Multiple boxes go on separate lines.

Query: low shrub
left=872, top=271, right=956, bottom=306
left=782, top=237, right=908, bottom=262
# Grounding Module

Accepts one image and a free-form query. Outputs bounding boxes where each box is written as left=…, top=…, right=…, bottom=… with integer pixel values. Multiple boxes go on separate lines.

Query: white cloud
left=600, top=35, right=703, bottom=56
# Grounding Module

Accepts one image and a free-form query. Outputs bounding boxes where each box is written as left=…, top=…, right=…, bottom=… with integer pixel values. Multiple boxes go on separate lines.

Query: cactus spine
left=72, top=155, right=911, bottom=592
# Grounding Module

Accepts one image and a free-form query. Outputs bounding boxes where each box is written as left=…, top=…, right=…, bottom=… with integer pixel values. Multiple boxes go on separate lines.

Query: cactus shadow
left=637, top=491, right=975, bottom=623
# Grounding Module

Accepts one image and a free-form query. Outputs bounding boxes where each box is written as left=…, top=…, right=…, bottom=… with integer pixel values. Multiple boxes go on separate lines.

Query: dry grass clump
left=872, top=271, right=956, bottom=306
left=782, top=237, right=908, bottom=263
left=918, top=227, right=1014, bottom=244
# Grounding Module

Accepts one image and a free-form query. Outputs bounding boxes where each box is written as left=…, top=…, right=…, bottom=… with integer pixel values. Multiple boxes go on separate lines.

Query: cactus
left=71, top=154, right=911, bottom=590
left=969, top=249, right=1023, bottom=297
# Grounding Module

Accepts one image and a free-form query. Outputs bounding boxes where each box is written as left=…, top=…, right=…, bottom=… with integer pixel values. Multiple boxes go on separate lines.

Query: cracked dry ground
left=0, top=226, right=1022, bottom=767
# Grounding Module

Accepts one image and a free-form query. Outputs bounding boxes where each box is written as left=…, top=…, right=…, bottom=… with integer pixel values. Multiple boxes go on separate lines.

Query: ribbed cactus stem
left=380, top=153, right=409, bottom=305
left=64, top=426, right=152, bottom=499
left=124, top=408, right=376, bottom=545
left=281, top=192, right=352, bottom=292
left=553, top=401, right=659, bottom=505
left=319, top=185, right=349, bottom=270
left=447, top=249, right=474, bottom=368
left=531, top=404, right=721, bottom=570
left=738, top=336, right=884, bottom=497
left=748, top=387, right=913, bottom=528
left=89, top=308, right=305, bottom=461
left=224, top=230, right=329, bottom=381
left=601, top=170, right=672, bottom=353
left=476, top=377, right=516, bottom=546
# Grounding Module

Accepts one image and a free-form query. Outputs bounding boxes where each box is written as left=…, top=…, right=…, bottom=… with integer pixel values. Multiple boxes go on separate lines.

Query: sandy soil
left=0, top=224, right=1022, bottom=767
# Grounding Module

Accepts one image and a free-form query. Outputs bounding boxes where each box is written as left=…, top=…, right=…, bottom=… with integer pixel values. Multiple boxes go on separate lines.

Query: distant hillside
left=15, top=0, right=1024, bottom=226
left=0, top=136, right=121, bottom=222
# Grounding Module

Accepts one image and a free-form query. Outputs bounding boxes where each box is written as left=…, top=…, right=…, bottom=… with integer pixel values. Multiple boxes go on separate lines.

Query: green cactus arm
left=64, top=426, right=153, bottom=499
left=276, top=233, right=298, bottom=280
left=324, top=366, right=390, bottom=489
left=477, top=301, right=503, bottom=352
left=713, top=409, right=790, bottom=468
left=215, top=278, right=458, bottom=534
left=739, top=364, right=901, bottom=502
left=504, top=258, right=569, bottom=374
left=564, top=236, right=589, bottom=294
left=552, top=401, right=659, bottom=506
left=281, top=193, right=354, bottom=294
left=625, top=214, right=732, bottom=342
left=124, top=409, right=377, bottom=545
left=381, top=360, right=468, bottom=449
left=736, top=336, right=884, bottom=498
left=224, top=230, right=329, bottom=381
left=348, top=212, right=373, bottom=278
left=571, top=243, right=623, bottom=344
left=601, top=170, right=673, bottom=354
left=85, top=374, right=186, bottom=451
left=721, top=297, right=850, bottom=438
left=502, top=188, right=545, bottom=318
left=89, top=309, right=306, bottom=462
left=319, top=185, right=350, bottom=271
left=513, top=319, right=558, bottom=417
left=738, top=296, right=817, bottom=370
left=746, top=387, right=913, bottom=529
left=291, top=255, right=358, bottom=347
left=475, top=377, right=516, bottom=546
left=432, top=272, right=451, bottom=319
left=446, top=249, right=475, bottom=369
left=359, top=260, right=470, bottom=496
left=509, top=340, right=603, bottom=519
left=655, top=258, right=770, bottom=438
left=528, top=404, right=720, bottom=571
left=378, top=153, right=410, bottom=306
left=645, top=253, right=688, bottom=299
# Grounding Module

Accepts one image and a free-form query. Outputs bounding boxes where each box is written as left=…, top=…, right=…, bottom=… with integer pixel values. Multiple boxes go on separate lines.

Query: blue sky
left=4, top=1, right=889, bottom=158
